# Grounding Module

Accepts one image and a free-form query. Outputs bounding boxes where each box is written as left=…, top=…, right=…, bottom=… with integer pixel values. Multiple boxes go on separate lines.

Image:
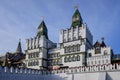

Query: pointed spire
left=71, top=7, right=83, bottom=27
left=74, top=4, right=79, bottom=10
left=37, top=20, right=49, bottom=39
left=16, top=39, right=22, bottom=53
left=101, top=37, right=106, bottom=47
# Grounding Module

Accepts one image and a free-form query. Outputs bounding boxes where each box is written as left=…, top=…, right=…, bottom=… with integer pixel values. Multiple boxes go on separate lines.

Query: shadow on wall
left=106, top=73, right=113, bottom=80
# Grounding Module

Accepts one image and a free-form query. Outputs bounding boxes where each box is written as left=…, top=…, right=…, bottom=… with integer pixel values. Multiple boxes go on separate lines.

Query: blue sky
left=0, top=0, right=120, bottom=55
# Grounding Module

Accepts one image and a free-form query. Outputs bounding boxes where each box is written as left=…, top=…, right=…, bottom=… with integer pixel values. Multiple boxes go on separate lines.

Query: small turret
left=16, top=39, right=22, bottom=54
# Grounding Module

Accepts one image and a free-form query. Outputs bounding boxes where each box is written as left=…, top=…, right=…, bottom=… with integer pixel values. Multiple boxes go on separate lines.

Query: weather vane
left=19, top=39, right=21, bottom=42
left=101, top=37, right=105, bottom=41
left=74, top=4, right=79, bottom=10
left=41, top=16, right=44, bottom=21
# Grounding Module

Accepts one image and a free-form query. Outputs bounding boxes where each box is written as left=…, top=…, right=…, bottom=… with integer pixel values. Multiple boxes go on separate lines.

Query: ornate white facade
left=1, top=8, right=120, bottom=80
left=24, top=8, right=117, bottom=70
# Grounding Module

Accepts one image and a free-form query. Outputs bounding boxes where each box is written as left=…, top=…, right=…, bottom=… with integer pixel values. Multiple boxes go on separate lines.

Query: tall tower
left=25, top=20, right=56, bottom=69
left=59, top=8, right=93, bottom=67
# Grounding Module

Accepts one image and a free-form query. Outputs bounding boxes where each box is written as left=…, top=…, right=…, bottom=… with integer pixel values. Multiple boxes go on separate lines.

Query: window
left=36, top=52, right=39, bottom=57
left=91, top=61, right=93, bottom=65
left=28, top=62, right=30, bottom=66
left=73, top=45, right=75, bottom=52
left=104, top=50, right=107, bottom=55
left=78, top=36, right=81, bottom=39
left=71, top=46, right=73, bottom=52
left=64, top=47, right=66, bottom=53
left=64, top=57, right=67, bottom=62
left=95, top=61, right=96, bottom=64
left=88, top=53, right=92, bottom=57
left=37, top=61, right=39, bottom=65
left=72, top=55, right=75, bottom=61
left=106, top=59, right=108, bottom=63
left=33, top=53, right=35, bottom=58
left=28, top=54, right=30, bottom=59
left=102, top=60, right=104, bottom=64
left=74, top=46, right=77, bottom=52
left=98, top=60, right=100, bottom=64
left=95, top=46, right=101, bottom=54
left=67, top=47, right=70, bottom=53
left=69, top=46, right=72, bottom=52
left=63, top=39, right=66, bottom=42
left=76, top=55, right=80, bottom=61
left=69, top=56, right=71, bottom=62
left=68, top=38, right=71, bottom=42
left=73, top=37, right=76, bottom=40
left=77, top=44, right=80, bottom=51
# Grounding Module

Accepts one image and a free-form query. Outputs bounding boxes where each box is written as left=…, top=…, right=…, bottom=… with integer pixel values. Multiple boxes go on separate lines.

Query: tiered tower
left=59, top=8, right=93, bottom=67
left=25, top=20, right=56, bottom=69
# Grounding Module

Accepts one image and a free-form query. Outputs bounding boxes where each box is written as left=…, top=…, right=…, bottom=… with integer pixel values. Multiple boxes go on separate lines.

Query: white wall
left=1, top=64, right=120, bottom=80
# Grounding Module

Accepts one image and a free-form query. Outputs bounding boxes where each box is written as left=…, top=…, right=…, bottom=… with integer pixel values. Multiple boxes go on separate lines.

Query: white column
left=71, top=27, right=73, bottom=41
left=66, top=29, right=68, bottom=42
left=36, top=37, right=38, bottom=48
left=29, top=39, right=31, bottom=49
left=76, top=26, right=79, bottom=40
left=60, top=30, right=64, bottom=43
left=31, top=38, right=33, bottom=49
left=26, top=39, right=29, bottom=50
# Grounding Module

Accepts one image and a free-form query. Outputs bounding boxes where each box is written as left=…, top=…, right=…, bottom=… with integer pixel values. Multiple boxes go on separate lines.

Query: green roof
left=71, top=9, right=83, bottom=27
left=37, top=20, right=48, bottom=39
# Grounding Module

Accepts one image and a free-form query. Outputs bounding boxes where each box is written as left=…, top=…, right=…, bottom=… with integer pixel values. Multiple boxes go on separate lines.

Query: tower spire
left=37, top=20, right=49, bottom=39
left=71, top=6, right=83, bottom=27
left=16, top=39, right=22, bottom=53
left=74, top=4, right=79, bottom=10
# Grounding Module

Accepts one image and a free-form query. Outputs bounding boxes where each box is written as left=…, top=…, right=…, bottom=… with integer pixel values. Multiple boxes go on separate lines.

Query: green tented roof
left=37, top=20, right=48, bottom=39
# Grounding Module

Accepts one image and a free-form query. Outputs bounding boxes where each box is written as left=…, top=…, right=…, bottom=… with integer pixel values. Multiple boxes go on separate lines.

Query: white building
left=1, top=7, right=120, bottom=80
left=24, top=8, right=116, bottom=70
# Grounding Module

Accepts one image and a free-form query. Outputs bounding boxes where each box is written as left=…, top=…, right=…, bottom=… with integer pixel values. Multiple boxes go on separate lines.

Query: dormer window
left=95, top=46, right=101, bottom=54
left=88, top=53, right=92, bottom=57
left=104, top=50, right=107, bottom=55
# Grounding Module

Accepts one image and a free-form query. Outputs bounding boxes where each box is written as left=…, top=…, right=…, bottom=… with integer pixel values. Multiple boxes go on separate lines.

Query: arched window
left=67, top=47, right=70, bottom=53
left=64, top=47, right=67, bottom=53
left=88, top=53, right=92, bottom=57
left=71, top=46, right=74, bottom=52
left=72, top=55, right=75, bottom=61
left=95, top=46, right=101, bottom=54
left=69, top=56, right=71, bottom=62
left=77, top=44, right=80, bottom=51
left=36, top=60, right=39, bottom=65
left=106, top=59, right=108, bottom=63
left=36, top=52, right=39, bottom=57
left=104, top=50, right=107, bottom=55
left=64, top=57, right=67, bottom=62
left=28, top=62, right=30, bottom=66
left=76, top=55, right=80, bottom=61
left=73, top=45, right=75, bottom=52
left=69, top=46, right=72, bottom=52
left=74, top=45, right=77, bottom=52
left=91, top=61, right=93, bottom=65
